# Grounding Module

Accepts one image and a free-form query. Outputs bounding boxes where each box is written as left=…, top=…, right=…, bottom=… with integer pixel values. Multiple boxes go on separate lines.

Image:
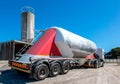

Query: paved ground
left=0, top=61, right=120, bottom=84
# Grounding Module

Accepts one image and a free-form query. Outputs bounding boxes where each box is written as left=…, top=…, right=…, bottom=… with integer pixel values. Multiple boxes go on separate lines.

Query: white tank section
left=21, top=7, right=34, bottom=43
left=54, top=27, right=97, bottom=58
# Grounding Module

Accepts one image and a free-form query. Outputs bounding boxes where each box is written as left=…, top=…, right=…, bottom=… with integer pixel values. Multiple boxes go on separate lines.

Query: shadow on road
left=71, top=66, right=96, bottom=69
left=0, top=66, right=98, bottom=84
left=0, top=69, right=36, bottom=84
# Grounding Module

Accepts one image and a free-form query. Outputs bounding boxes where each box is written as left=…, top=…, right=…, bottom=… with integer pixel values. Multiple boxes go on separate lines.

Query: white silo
left=21, top=6, right=35, bottom=43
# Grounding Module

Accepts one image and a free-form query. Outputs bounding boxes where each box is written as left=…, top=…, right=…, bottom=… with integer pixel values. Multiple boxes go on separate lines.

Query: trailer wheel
left=50, top=63, right=60, bottom=77
left=61, top=61, right=70, bottom=74
left=101, top=61, right=104, bottom=67
left=33, top=64, right=49, bottom=80
left=94, top=60, right=99, bottom=68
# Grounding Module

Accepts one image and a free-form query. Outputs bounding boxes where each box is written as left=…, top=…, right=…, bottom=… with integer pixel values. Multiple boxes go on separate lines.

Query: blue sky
left=0, top=0, right=120, bottom=52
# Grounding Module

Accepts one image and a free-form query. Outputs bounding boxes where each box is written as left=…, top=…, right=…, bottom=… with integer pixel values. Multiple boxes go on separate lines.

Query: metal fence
left=105, top=59, right=120, bottom=64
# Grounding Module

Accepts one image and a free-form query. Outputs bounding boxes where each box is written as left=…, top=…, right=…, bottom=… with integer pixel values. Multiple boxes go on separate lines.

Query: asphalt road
left=0, top=61, right=120, bottom=84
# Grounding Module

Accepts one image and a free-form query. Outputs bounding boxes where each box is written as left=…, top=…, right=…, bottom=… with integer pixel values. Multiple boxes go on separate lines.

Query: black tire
left=61, top=61, right=70, bottom=74
left=94, top=60, right=99, bottom=68
left=101, top=61, right=104, bottom=67
left=33, top=64, right=49, bottom=80
left=50, top=63, right=60, bottom=77
left=98, top=60, right=101, bottom=68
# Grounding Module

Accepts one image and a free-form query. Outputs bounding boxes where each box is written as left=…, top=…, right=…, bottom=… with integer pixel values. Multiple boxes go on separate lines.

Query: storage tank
left=25, top=27, right=96, bottom=58
left=18, top=27, right=97, bottom=63
left=21, top=6, right=34, bottom=43
left=55, top=27, right=97, bottom=58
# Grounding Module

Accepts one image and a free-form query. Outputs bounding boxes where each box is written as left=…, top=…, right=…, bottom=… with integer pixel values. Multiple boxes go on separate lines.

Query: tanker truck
left=9, top=27, right=104, bottom=80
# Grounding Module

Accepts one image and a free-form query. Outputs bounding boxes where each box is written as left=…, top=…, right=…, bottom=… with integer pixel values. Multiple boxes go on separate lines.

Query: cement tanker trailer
left=9, top=27, right=104, bottom=80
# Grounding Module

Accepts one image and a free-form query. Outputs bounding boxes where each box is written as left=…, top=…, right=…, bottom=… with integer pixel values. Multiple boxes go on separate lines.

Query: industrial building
left=0, top=40, right=32, bottom=60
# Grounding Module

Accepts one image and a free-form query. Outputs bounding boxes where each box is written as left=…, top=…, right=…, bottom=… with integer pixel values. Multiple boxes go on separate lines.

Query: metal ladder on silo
left=16, top=29, right=45, bottom=57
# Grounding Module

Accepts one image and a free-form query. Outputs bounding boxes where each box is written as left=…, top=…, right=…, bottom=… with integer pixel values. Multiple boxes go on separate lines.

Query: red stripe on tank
left=86, top=54, right=95, bottom=59
left=26, top=28, right=61, bottom=56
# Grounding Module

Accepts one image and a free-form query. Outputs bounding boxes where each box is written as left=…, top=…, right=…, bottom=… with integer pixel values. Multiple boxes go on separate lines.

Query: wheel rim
left=33, top=64, right=49, bottom=80
left=39, top=69, right=46, bottom=77
left=38, top=66, right=48, bottom=79
left=63, top=62, right=70, bottom=74
left=64, top=64, right=69, bottom=72
left=51, top=64, right=60, bottom=76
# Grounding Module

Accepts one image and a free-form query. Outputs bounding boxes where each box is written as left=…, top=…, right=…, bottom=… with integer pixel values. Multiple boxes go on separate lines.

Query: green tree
left=105, top=47, right=120, bottom=59
left=111, top=47, right=120, bottom=59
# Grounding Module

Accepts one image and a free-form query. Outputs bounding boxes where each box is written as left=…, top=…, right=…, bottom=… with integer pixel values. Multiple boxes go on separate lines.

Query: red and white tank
left=18, top=27, right=97, bottom=63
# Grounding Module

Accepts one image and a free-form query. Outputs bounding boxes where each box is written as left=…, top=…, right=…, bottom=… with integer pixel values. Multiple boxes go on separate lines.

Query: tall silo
left=21, top=6, right=34, bottom=43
